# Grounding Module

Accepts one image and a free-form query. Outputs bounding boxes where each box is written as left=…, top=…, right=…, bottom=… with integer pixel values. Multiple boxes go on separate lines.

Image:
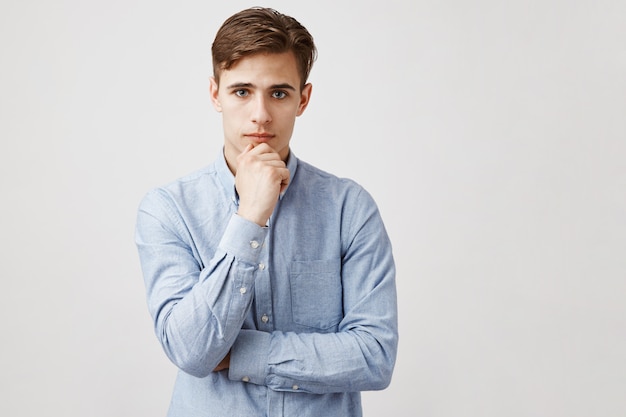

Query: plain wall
left=1, top=0, right=624, bottom=416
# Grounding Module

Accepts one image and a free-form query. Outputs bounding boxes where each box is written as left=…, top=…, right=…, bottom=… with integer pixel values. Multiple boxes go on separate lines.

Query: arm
left=135, top=189, right=266, bottom=378
left=229, top=189, right=398, bottom=393
left=135, top=144, right=287, bottom=378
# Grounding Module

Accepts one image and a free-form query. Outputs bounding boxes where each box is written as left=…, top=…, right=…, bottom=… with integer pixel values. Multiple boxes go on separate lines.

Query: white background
left=1, top=1, right=625, bottom=416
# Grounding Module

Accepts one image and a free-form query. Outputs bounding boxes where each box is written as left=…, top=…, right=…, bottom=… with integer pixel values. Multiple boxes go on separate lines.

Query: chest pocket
left=290, top=259, right=343, bottom=330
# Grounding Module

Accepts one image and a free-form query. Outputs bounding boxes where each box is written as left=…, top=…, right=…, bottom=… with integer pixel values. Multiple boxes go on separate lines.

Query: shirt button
left=261, top=314, right=269, bottom=323
left=250, top=240, right=260, bottom=249
left=239, top=287, right=247, bottom=294
left=242, top=376, right=250, bottom=382
left=259, top=263, right=265, bottom=270
left=292, top=385, right=299, bottom=390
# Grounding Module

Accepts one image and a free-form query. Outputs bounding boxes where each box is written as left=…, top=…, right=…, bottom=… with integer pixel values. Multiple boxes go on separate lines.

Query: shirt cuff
left=228, top=329, right=271, bottom=386
left=218, top=214, right=268, bottom=265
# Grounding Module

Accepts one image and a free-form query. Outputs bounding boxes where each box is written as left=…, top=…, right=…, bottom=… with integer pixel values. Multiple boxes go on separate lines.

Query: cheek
left=221, top=106, right=246, bottom=125
left=221, top=112, right=240, bottom=135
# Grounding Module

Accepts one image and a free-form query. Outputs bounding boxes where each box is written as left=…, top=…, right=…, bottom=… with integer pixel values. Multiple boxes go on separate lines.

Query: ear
left=209, top=77, right=222, bottom=112
left=296, top=83, right=312, bottom=117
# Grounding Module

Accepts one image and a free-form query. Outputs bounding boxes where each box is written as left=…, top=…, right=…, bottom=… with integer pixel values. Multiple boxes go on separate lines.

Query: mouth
left=245, top=133, right=275, bottom=143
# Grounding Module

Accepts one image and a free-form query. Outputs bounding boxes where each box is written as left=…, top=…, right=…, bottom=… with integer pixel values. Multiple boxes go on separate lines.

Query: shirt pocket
left=290, top=259, right=343, bottom=330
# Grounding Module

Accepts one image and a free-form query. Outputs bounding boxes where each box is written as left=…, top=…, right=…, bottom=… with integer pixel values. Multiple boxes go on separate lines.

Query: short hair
left=211, top=7, right=317, bottom=89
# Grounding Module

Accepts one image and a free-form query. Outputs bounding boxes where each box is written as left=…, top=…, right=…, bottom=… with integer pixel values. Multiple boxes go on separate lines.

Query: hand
left=213, top=351, right=230, bottom=372
left=235, top=144, right=290, bottom=226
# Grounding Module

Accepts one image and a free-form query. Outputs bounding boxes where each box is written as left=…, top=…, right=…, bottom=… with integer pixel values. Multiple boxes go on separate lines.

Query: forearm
left=155, top=253, right=256, bottom=377
left=229, top=324, right=397, bottom=394
left=136, top=190, right=267, bottom=377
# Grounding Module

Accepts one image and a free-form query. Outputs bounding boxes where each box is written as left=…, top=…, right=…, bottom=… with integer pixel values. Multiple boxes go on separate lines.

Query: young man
left=135, top=7, right=398, bottom=417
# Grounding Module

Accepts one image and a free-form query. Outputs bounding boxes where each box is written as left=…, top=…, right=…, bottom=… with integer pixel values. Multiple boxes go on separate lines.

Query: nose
left=251, top=96, right=272, bottom=125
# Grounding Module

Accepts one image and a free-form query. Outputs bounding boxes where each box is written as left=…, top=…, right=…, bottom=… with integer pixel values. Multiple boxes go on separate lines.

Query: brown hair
left=211, top=7, right=317, bottom=89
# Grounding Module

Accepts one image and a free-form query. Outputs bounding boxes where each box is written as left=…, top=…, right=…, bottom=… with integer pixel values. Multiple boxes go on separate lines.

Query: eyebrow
left=226, top=82, right=297, bottom=91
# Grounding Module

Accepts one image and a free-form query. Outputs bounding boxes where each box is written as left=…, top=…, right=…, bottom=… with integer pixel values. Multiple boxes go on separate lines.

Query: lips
left=245, top=133, right=275, bottom=142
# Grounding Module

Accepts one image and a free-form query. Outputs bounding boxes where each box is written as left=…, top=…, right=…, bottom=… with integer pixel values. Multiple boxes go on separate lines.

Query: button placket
left=254, top=231, right=273, bottom=332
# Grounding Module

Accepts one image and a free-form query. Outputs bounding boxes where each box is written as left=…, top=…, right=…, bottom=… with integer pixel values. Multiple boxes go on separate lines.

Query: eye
left=272, top=90, right=287, bottom=99
left=234, top=89, right=249, bottom=97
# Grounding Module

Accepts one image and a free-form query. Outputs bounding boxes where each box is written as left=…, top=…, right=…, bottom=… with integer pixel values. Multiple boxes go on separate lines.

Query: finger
left=248, top=143, right=277, bottom=155
left=279, top=168, right=290, bottom=193
left=262, top=159, right=287, bottom=167
left=241, top=143, right=254, bottom=155
left=279, top=167, right=290, bottom=184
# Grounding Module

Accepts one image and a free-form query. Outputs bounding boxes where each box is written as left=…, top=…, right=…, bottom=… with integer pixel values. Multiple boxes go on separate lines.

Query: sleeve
left=228, top=188, right=398, bottom=393
left=135, top=189, right=267, bottom=378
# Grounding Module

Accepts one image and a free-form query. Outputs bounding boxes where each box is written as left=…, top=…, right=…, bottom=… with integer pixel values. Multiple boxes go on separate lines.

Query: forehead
left=219, top=52, right=301, bottom=86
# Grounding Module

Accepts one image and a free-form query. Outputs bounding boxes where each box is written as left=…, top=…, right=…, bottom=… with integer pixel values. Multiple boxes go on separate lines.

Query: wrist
left=236, top=207, right=269, bottom=227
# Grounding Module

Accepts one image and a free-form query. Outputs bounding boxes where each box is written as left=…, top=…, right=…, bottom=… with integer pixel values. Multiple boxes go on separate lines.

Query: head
left=211, top=7, right=317, bottom=90
left=210, top=8, right=317, bottom=170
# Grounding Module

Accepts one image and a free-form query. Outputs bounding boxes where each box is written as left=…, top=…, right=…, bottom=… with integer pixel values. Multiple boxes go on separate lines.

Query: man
left=135, top=7, right=398, bottom=417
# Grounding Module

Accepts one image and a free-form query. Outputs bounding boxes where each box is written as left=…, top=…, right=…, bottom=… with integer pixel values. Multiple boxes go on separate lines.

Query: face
left=210, top=52, right=312, bottom=173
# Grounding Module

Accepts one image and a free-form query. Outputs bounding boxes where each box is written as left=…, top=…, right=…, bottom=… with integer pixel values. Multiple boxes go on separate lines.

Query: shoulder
left=138, top=163, right=218, bottom=212
left=294, top=158, right=373, bottom=202
left=295, top=159, right=362, bottom=190
left=163, top=164, right=217, bottom=192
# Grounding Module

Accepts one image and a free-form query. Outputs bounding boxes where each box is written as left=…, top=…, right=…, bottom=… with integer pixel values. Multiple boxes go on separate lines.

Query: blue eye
left=234, top=89, right=248, bottom=97
left=272, top=90, right=287, bottom=99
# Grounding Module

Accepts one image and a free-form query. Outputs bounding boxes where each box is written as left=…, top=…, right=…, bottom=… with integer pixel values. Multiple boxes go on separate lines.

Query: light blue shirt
left=135, top=150, right=398, bottom=417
